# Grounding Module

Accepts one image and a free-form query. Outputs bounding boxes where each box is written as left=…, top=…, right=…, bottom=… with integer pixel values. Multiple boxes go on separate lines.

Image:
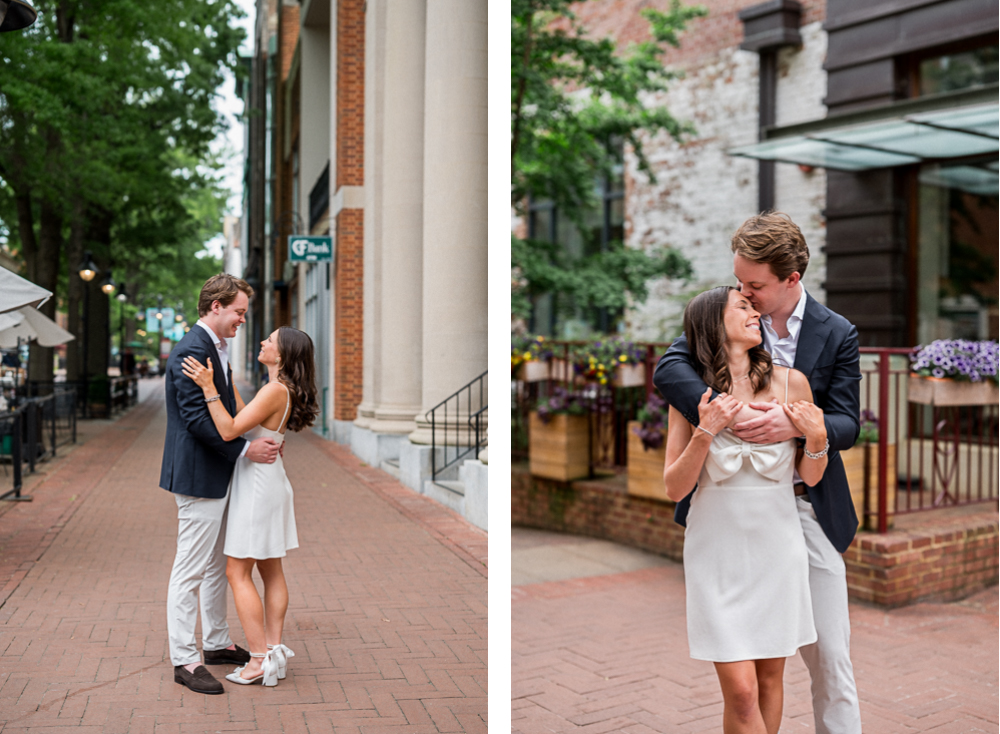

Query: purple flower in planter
left=633, top=391, right=668, bottom=451
left=911, top=340, right=999, bottom=385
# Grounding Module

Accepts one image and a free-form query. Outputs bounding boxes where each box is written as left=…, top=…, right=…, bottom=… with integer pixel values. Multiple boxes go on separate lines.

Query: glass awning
left=729, top=86, right=999, bottom=172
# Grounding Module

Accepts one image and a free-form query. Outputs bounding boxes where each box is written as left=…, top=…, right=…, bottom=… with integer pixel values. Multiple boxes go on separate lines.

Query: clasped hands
left=697, top=387, right=825, bottom=444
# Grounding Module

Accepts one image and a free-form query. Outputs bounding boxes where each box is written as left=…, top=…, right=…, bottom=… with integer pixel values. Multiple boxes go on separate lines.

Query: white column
left=356, top=0, right=427, bottom=435
left=409, top=0, right=487, bottom=445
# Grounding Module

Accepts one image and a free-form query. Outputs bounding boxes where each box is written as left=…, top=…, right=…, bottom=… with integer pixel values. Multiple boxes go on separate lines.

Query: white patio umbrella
left=0, top=307, right=75, bottom=348
left=0, top=267, right=51, bottom=315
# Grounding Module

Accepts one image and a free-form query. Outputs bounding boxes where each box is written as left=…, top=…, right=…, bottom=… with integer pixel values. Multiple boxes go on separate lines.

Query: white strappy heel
left=267, top=643, right=295, bottom=680
left=226, top=651, right=279, bottom=687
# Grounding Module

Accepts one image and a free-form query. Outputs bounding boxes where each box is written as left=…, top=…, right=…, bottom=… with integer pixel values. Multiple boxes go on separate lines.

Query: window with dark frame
left=526, top=143, right=626, bottom=336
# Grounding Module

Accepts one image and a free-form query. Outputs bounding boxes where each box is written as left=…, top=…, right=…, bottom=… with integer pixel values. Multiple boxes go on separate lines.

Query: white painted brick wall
left=775, top=22, right=828, bottom=304
left=625, top=22, right=829, bottom=341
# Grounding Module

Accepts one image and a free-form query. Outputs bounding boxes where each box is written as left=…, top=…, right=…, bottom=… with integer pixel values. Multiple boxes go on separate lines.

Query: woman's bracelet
left=205, top=394, right=221, bottom=403
left=803, top=438, right=829, bottom=459
left=696, top=425, right=716, bottom=438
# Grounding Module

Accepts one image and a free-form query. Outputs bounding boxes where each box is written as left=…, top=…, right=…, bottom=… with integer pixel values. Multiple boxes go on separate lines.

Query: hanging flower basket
left=908, top=375, right=999, bottom=406
left=908, top=340, right=999, bottom=406
left=529, top=411, right=590, bottom=482
left=614, top=363, right=646, bottom=388
left=515, top=361, right=550, bottom=382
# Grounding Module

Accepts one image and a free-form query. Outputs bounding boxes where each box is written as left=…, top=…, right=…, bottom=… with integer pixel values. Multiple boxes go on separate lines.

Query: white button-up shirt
left=761, top=287, right=808, bottom=369
left=195, top=320, right=229, bottom=385
left=760, top=287, right=808, bottom=483
left=194, top=320, right=249, bottom=457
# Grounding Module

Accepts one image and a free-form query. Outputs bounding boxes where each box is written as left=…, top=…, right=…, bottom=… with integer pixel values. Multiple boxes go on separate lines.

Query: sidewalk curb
left=305, top=432, right=489, bottom=577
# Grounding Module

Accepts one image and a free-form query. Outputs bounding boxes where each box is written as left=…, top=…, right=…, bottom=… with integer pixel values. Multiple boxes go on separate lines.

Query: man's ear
left=785, top=272, right=801, bottom=288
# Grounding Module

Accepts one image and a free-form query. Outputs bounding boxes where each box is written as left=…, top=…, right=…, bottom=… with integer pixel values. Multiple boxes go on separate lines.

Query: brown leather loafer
left=203, top=645, right=251, bottom=666
left=174, top=664, right=224, bottom=695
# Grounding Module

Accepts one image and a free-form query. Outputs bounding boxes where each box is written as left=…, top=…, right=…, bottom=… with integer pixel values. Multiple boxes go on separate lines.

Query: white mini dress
left=224, top=386, right=299, bottom=560
left=683, top=379, right=816, bottom=662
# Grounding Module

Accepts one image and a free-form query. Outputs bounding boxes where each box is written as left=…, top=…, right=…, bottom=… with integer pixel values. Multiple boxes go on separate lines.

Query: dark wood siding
left=822, top=0, right=998, bottom=346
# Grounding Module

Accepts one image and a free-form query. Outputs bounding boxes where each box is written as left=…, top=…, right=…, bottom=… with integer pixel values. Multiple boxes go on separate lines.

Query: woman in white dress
left=182, top=327, right=319, bottom=687
left=663, top=287, right=829, bottom=734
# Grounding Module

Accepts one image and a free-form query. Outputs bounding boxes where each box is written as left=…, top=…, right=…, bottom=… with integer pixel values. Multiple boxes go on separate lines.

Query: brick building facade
left=530, top=0, right=998, bottom=347
left=239, top=0, right=488, bottom=530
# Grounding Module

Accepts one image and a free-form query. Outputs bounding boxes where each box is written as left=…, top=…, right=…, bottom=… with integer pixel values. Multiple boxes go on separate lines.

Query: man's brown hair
left=731, top=211, right=809, bottom=281
left=197, top=274, right=254, bottom=317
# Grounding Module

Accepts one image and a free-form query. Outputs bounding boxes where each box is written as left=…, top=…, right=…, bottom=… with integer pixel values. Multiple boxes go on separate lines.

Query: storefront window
left=916, top=158, right=998, bottom=343
left=919, top=45, right=998, bottom=96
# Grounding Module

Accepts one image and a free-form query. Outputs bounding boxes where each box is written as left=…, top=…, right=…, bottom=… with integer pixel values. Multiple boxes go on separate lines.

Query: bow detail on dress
left=704, top=433, right=792, bottom=484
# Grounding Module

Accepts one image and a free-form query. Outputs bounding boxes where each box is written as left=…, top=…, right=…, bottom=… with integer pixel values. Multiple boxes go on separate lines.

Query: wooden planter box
left=908, top=374, right=999, bottom=406
left=529, top=411, right=590, bottom=482
left=614, top=363, right=646, bottom=388
left=842, top=443, right=897, bottom=530
left=626, top=420, right=668, bottom=501
left=514, top=361, right=550, bottom=382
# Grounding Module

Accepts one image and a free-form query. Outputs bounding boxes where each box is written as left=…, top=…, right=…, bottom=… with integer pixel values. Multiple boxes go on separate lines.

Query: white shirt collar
left=195, top=320, right=226, bottom=350
left=761, top=286, right=808, bottom=336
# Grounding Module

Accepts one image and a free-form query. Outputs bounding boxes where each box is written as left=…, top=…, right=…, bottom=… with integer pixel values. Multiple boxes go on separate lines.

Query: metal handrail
left=427, top=370, right=488, bottom=482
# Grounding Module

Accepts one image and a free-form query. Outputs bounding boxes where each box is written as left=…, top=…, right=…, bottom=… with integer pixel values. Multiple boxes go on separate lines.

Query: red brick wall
left=334, top=209, right=363, bottom=420
left=512, top=465, right=686, bottom=562
left=562, top=0, right=826, bottom=70
left=844, top=519, right=999, bottom=608
left=337, top=0, right=365, bottom=190
left=513, top=465, right=999, bottom=608
left=333, top=0, right=365, bottom=422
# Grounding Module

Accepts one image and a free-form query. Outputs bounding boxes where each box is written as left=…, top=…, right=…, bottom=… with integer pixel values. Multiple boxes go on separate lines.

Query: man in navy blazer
left=654, top=213, right=863, bottom=734
left=161, top=274, right=280, bottom=695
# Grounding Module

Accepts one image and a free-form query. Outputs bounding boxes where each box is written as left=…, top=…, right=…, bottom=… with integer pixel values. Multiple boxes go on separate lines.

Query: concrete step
left=423, top=479, right=466, bottom=514
left=380, top=457, right=401, bottom=479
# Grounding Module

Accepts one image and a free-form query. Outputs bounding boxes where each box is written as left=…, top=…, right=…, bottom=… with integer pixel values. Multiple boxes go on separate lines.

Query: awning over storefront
left=728, top=85, right=999, bottom=173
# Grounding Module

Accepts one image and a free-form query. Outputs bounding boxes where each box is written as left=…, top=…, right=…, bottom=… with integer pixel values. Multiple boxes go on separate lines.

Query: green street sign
left=288, top=235, right=333, bottom=262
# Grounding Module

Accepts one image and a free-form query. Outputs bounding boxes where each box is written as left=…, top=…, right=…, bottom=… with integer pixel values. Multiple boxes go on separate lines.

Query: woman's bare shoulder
left=785, top=367, right=814, bottom=402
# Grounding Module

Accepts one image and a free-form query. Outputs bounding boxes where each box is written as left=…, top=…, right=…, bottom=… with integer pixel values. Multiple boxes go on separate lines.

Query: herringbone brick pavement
left=512, top=554, right=997, bottom=733
left=0, top=381, right=486, bottom=733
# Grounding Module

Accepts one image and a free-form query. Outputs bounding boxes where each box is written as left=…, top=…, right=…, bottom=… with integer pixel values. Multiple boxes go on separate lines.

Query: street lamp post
left=117, top=283, right=129, bottom=373
left=77, top=251, right=98, bottom=418
left=99, top=271, right=116, bottom=414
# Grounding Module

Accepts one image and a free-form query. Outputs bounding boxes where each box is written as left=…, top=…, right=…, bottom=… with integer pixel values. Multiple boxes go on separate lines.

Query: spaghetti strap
left=277, top=383, right=291, bottom=434
left=784, top=367, right=790, bottom=404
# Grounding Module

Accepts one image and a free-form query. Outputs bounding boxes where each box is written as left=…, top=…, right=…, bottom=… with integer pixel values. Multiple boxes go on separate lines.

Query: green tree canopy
left=0, top=0, right=244, bottom=380
left=512, top=0, right=706, bottom=328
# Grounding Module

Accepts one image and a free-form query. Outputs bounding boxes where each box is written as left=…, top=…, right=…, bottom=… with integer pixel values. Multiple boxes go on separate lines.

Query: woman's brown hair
left=275, top=327, right=320, bottom=432
left=682, top=286, right=772, bottom=396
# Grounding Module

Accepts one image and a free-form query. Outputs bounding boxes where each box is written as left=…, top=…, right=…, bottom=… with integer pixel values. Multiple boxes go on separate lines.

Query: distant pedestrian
left=655, top=212, right=863, bottom=734
left=159, top=274, right=281, bottom=695
left=182, top=326, right=319, bottom=686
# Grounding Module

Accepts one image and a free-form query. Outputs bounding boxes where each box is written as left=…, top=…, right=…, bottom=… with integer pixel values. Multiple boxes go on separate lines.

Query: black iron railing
left=0, top=386, right=79, bottom=501
left=0, top=407, right=25, bottom=501
left=428, top=371, right=488, bottom=482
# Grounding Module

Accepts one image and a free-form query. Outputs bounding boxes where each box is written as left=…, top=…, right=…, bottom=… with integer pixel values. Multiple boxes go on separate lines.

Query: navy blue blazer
left=159, top=325, right=247, bottom=499
left=652, top=292, right=862, bottom=553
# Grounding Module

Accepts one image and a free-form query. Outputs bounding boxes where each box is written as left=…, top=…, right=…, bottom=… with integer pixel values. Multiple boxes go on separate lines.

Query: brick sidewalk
left=0, top=386, right=486, bottom=733
left=512, top=563, right=997, bottom=733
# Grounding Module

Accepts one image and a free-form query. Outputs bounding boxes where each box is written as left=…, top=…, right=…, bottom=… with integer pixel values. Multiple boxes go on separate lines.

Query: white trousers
left=167, top=491, right=233, bottom=666
left=796, top=497, right=863, bottom=734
